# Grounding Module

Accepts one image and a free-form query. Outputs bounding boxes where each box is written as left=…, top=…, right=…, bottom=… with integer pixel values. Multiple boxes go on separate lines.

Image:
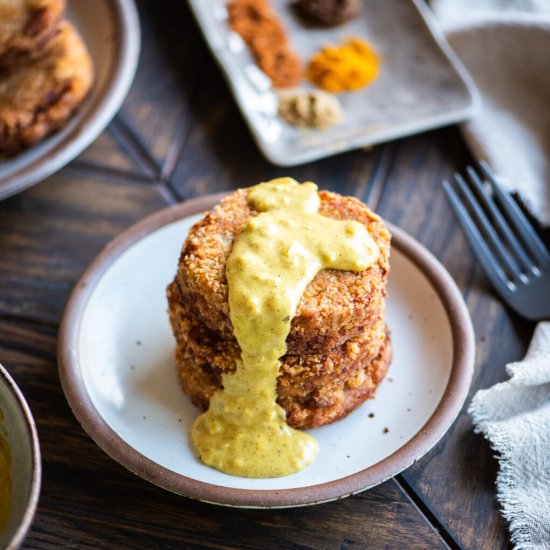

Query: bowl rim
left=0, top=363, right=41, bottom=549
left=58, top=193, right=475, bottom=508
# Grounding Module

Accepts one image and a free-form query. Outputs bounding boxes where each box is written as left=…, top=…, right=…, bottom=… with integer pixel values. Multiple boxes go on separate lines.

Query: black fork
left=443, top=162, right=550, bottom=321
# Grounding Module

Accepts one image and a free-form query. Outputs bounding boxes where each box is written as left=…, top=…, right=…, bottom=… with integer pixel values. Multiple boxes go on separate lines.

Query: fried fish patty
left=173, top=310, right=392, bottom=429
left=0, top=21, right=93, bottom=157
left=169, top=189, right=391, bottom=355
left=167, top=187, right=392, bottom=428
left=0, top=0, right=65, bottom=70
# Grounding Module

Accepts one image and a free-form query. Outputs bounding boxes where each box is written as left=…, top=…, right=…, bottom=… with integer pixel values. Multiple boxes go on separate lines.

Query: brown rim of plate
left=0, top=0, right=140, bottom=201
left=58, top=193, right=475, bottom=509
left=0, top=363, right=42, bottom=549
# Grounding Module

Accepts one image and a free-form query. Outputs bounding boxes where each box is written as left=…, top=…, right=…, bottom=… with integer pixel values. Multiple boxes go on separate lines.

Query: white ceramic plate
left=58, top=195, right=474, bottom=508
left=187, top=0, right=479, bottom=166
left=0, top=0, right=140, bottom=201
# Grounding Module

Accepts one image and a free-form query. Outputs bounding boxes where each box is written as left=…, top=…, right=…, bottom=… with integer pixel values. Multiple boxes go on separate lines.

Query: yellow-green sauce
left=0, top=426, right=11, bottom=533
left=191, top=178, right=379, bottom=478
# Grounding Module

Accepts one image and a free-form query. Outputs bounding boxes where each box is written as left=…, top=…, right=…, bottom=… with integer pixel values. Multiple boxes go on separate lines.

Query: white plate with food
left=187, top=0, right=479, bottom=165
left=0, top=0, right=140, bottom=201
left=58, top=190, right=474, bottom=508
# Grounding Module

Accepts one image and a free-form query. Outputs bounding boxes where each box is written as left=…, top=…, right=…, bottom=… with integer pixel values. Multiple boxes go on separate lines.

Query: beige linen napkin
left=469, top=323, right=550, bottom=549
left=433, top=0, right=550, bottom=225
left=432, top=1, right=550, bottom=548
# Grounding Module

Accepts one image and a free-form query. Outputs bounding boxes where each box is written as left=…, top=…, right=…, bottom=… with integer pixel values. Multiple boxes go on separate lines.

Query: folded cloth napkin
left=432, top=1, right=550, bottom=548
left=469, top=323, right=550, bottom=550
left=433, top=0, right=550, bottom=225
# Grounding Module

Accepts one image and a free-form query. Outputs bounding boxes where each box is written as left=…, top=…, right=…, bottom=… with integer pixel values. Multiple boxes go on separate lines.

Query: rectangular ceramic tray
left=187, top=0, right=479, bottom=166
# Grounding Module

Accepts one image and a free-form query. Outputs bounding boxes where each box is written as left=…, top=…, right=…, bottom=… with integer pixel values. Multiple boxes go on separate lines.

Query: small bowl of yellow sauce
left=0, top=363, right=41, bottom=549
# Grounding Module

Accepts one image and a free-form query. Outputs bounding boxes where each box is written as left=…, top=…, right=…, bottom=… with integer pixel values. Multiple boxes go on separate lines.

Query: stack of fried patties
left=167, top=188, right=392, bottom=429
left=0, top=0, right=94, bottom=157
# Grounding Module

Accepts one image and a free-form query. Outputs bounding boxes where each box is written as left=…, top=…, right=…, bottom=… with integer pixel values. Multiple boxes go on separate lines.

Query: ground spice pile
left=278, top=89, right=343, bottom=129
left=292, top=0, right=361, bottom=27
left=227, top=0, right=301, bottom=88
left=307, top=37, right=379, bottom=92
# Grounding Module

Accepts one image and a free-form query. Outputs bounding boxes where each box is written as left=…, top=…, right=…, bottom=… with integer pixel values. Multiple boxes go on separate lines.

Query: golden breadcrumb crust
left=167, top=187, right=392, bottom=429
left=169, top=188, right=391, bottom=354
left=0, top=21, right=93, bottom=156
left=0, top=0, right=65, bottom=70
left=171, top=304, right=391, bottom=428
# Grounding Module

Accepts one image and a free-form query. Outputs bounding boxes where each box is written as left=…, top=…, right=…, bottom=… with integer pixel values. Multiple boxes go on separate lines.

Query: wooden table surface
left=0, top=1, right=537, bottom=548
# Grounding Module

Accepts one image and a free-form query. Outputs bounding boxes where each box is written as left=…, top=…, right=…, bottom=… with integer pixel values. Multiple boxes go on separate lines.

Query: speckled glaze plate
left=187, top=0, right=479, bottom=166
left=58, top=194, right=474, bottom=508
left=0, top=0, right=140, bottom=201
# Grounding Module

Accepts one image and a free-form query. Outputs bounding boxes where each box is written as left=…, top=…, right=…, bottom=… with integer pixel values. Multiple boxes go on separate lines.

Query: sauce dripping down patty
left=191, top=178, right=379, bottom=478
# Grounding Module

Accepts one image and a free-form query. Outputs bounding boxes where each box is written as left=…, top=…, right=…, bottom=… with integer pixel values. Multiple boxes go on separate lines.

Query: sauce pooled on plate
left=191, top=178, right=379, bottom=477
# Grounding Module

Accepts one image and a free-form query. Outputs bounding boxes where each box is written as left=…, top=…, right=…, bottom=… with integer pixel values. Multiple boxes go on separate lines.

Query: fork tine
left=480, top=161, right=550, bottom=268
left=466, top=166, right=537, bottom=278
left=442, top=180, right=516, bottom=295
left=453, top=173, right=526, bottom=284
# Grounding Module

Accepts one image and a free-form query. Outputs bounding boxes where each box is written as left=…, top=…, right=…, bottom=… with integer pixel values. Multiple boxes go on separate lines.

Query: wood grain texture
left=0, top=320, right=446, bottom=550
left=116, top=1, right=209, bottom=171
left=0, top=172, right=169, bottom=324
left=72, top=128, right=143, bottom=177
left=374, top=128, right=530, bottom=549
left=0, top=0, right=536, bottom=547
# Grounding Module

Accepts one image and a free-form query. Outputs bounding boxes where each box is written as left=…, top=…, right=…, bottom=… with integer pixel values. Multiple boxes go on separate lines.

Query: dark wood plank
left=72, top=128, right=145, bottom=177
left=116, top=0, right=210, bottom=170
left=0, top=172, right=170, bottom=325
left=374, top=127, right=531, bottom=549
left=0, top=320, right=446, bottom=550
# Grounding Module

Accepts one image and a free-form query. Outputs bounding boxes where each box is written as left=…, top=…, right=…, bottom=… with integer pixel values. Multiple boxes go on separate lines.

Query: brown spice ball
left=292, top=0, right=361, bottom=27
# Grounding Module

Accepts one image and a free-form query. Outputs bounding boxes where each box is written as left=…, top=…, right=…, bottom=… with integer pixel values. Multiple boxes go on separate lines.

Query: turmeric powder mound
left=307, top=37, right=379, bottom=93
left=227, top=0, right=301, bottom=88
